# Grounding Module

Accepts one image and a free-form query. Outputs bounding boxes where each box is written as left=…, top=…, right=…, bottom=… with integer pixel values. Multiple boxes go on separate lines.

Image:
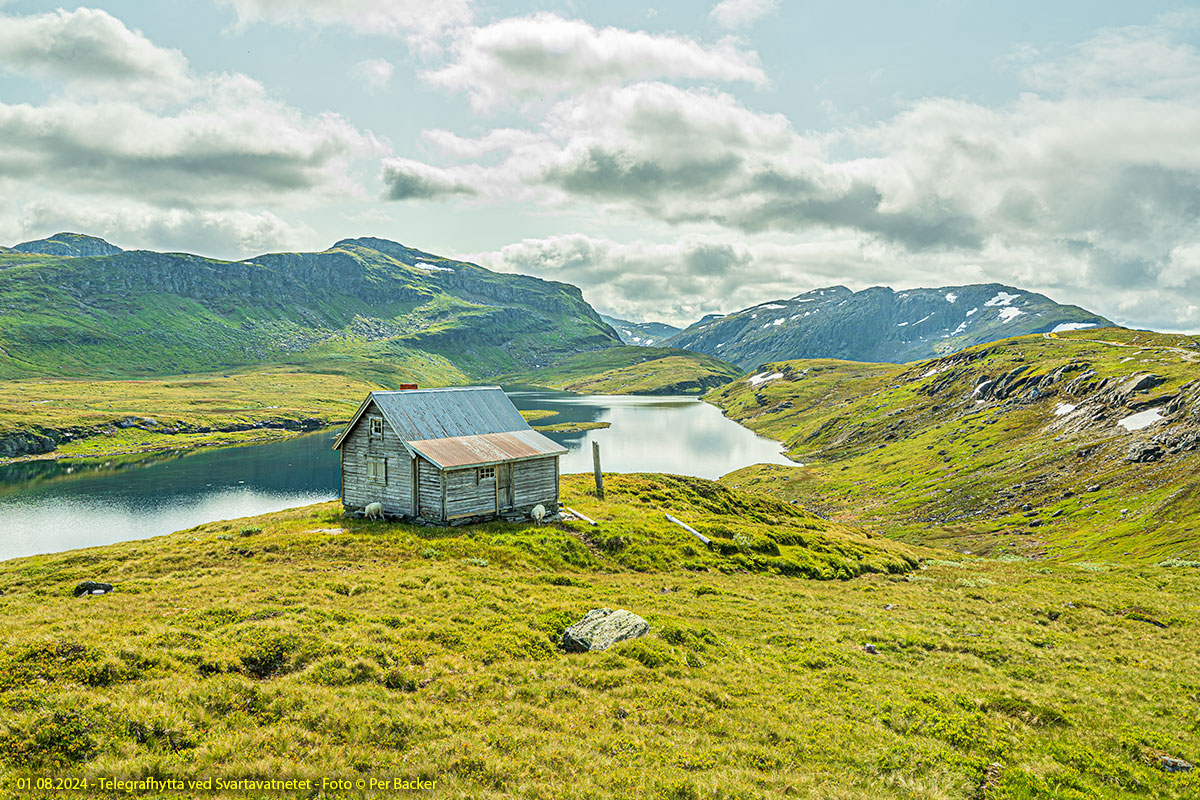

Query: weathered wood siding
left=513, top=456, right=559, bottom=509
left=341, top=404, right=561, bottom=522
left=341, top=401, right=413, bottom=516
left=445, top=468, right=499, bottom=519
left=417, top=457, right=444, bottom=521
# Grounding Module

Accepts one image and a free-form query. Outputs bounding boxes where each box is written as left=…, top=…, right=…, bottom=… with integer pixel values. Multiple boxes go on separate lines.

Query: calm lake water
left=0, top=390, right=793, bottom=561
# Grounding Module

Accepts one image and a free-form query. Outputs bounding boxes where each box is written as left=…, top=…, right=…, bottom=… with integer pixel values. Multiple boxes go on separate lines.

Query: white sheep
left=364, top=502, right=384, bottom=520
left=530, top=504, right=546, bottom=525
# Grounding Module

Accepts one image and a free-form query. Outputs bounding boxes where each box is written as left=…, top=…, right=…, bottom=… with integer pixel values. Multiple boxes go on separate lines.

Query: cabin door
left=496, top=464, right=514, bottom=511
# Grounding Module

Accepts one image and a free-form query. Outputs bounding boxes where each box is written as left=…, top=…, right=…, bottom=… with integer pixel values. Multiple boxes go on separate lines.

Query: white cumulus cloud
left=425, top=13, right=767, bottom=110
left=353, top=58, right=394, bottom=91
left=0, top=7, right=385, bottom=258
left=380, top=157, right=478, bottom=200
left=216, top=0, right=473, bottom=43
left=17, top=197, right=313, bottom=260
left=402, top=18, right=1200, bottom=332
left=710, top=0, right=779, bottom=30
left=0, top=7, right=193, bottom=102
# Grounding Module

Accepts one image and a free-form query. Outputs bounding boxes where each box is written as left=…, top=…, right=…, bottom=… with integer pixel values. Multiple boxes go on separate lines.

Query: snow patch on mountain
left=1118, top=409, right=1164, bottom=431
left=748, top=371, right=783, bottom=387
left=984, top=292, right=1020, bottom=307
left=1052, top=322, right=1098, bottom=333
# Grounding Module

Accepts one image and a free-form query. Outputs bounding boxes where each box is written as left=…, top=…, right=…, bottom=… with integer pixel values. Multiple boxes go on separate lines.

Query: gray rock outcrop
left=1116, top=373, right=1165, bottom=400
left=1127, top=442, right=1165, bottom=463
left=562, top=608, right=649, bottom=652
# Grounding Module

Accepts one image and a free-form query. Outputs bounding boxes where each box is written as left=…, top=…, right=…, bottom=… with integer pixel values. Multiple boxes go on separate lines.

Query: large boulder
left=1127, top=442, right=1165, bottom=463
left=562, top=608, right=649, bottom=652
left=1117, top=373, right=1165, bottom=402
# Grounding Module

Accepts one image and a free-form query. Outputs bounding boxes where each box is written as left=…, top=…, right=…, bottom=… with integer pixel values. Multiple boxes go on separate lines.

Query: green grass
left=707, top=328, right=1200, bottom=561
left=0, top=342, right=730, bottom=462
left=0, top=240, right=618, bottom=382
left=0, top=341, right=731, bottom=462
left=0, top=359, right=471, bottom=461
left=499, top=346, right=743, bottom=395
left=0, top=474, right=1197, bottom=798
left=0, top=370, right=375, bottom=437
left=531, top=421, right=611, bottom=433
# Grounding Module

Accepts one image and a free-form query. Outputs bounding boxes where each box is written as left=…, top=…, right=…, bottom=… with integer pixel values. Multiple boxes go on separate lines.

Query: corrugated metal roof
left=370, top=386, right=529, bottom=441
left=407, top=429, right=567, bottom=469
left=332, top=386, right=554, bottom=452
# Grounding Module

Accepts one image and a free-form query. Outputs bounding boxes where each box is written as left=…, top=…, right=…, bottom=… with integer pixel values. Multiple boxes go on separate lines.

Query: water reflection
left=0, top=390, right=792, bottom=561
left=505, top=391, right=792, bottom=477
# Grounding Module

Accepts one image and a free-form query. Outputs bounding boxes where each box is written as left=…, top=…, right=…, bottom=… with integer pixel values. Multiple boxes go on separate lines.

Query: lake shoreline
left=0, top=388, right=796, bottom=562
left=0, top=386, right=781, bottom=467
left=0, top=425, right=329, bottom=465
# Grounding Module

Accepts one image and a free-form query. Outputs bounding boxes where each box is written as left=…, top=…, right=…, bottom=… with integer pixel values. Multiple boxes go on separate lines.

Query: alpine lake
left=0, top=390, right=794, bottom=561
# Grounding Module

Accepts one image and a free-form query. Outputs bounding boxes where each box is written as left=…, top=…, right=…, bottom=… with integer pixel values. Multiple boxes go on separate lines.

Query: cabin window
left=366, top=456, right=387, bottom=483
left=368, top=417, right=384, bottom=438
left=476, top=466, right=495, bottom=484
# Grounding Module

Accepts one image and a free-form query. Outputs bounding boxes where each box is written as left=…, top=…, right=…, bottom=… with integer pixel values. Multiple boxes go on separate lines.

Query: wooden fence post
left=592, top=441, right=604, bottom=500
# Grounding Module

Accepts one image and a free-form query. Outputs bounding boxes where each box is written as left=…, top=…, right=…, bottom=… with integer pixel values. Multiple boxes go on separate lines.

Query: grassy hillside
left=0, top=350, right=470, bottom=460
left=2, top=475, right=1198, bottom=798
left=500, top=346, right=742, bottom=395
left=0, top=235, right=628, bottom=459
left=708, top=328, right=1200, bottom=561
left=12, top=233, right=123, bottom=258
left=0, top=237, right=618, bottom=381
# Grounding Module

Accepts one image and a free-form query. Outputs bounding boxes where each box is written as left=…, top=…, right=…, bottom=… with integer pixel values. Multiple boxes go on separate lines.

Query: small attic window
left=368, top=417, right=383, bottom=438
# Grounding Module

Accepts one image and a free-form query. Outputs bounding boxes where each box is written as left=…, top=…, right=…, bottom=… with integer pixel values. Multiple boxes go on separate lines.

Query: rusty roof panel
left=407, top=429, right=567, bottom=469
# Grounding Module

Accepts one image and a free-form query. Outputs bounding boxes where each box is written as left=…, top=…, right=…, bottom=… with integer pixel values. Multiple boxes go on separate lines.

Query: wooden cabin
left=332, top=386, right=567, bottom=524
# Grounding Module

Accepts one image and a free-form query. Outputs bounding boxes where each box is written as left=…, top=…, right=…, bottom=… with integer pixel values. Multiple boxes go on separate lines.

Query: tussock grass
left=0, top=475, right=1197, bottom=797
left=709, top=329, right=1200, bottom=561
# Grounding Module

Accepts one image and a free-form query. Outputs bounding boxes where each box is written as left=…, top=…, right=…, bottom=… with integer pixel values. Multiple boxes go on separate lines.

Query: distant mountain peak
left=598, top=314, right=681, bottom=347
left=790, top=286, right=851, bottom=300
left=331, top=236, right=406, bottom=252
left=12, top=232, right=123, bottom=258
left=667, top=282, right=1112, bottom=368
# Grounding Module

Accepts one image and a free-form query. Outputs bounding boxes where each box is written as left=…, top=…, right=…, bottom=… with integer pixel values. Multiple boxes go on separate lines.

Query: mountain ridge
left=668, top=282, right=1112, bottom=368
left=0, top=234, right=621, bottom=380
left=12, top=232, right=124, bottom=258
left=598, top=314, right=681, bottom=346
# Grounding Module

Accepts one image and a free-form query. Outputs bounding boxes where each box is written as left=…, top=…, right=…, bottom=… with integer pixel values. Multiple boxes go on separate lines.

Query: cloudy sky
left=0, top=1, right=1198, bottom=331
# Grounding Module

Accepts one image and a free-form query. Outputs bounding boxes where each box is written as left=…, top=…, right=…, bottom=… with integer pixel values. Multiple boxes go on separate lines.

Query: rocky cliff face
left=668, top=284, right=1111, bottom=368
left=0, top=235, right=621, bottom=379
